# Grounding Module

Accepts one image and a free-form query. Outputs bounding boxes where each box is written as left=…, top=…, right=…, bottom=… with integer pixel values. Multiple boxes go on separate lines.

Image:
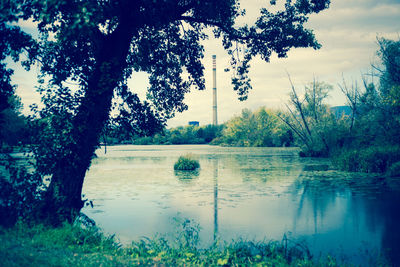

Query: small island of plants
left=174, top=155, right=200, bottom=171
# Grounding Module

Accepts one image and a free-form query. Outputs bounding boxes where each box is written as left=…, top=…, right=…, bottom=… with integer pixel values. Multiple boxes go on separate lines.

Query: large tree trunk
left=40, top=24, right=135, bottom=225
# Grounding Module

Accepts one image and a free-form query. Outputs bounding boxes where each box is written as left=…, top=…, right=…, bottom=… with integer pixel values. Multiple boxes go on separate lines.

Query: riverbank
left=0, top=222, right=354, bottom=266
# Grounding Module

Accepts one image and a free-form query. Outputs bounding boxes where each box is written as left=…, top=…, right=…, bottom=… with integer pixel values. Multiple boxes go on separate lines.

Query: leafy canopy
left=3, top=0, right=329, bottom=129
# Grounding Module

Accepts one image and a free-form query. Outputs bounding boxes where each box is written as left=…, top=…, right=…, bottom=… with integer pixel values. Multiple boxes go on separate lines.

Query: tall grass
left=332, top=146, right=400, bottom=173
left=0, top=221, right=363, bottom=266
left=0, top=222, right=121, bottom=266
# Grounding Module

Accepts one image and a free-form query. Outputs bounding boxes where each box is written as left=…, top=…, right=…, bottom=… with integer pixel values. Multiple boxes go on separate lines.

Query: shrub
left=0, top=155, right=44, bottom=227
left=174, top=155, right=200, bottom=171
left=332, top=146, right=400, bottom=173
left=331, top=149, right=360, bottom=172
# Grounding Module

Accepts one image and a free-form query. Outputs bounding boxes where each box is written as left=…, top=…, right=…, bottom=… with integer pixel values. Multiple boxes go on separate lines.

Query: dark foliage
left=0, top=1, right=37, bottom=140
left=0, top=155, right=44, bottom=227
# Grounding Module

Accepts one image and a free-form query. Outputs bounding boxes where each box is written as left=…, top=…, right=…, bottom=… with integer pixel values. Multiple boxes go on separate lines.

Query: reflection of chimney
left=212, top=55, right=218, bottom=125
left=213, top=158, right=219, bottom=241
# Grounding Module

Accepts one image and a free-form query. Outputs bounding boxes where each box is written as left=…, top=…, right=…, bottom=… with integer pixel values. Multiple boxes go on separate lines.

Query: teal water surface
left=82, top=145, right=400, bottom=265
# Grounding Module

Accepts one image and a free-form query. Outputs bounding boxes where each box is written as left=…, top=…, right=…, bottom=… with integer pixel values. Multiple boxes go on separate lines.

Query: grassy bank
left=0, top=222, right=352, bottom=267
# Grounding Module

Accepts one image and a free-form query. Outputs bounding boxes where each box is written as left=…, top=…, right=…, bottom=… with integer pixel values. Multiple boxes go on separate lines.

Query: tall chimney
left=212, top=55, right=218, bottom=125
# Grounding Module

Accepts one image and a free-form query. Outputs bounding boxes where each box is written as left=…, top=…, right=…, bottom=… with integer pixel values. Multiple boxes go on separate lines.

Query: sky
left=11, top=0, right=400, bottom=128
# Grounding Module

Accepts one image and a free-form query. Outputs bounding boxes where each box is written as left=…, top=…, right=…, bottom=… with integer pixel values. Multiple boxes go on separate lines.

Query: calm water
left=82, top=145, right=400, bottom=265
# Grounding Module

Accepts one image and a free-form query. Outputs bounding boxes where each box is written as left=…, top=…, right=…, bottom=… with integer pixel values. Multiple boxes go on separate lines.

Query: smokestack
left=212, top=55, right=218, bottom=125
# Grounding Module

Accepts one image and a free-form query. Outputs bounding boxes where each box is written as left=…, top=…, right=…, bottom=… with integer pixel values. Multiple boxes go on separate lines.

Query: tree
left=331, top=38, right=400, bottom=173
left=279, top=80, right=348, bottom=156
left=342, top=38, right=400, bottom=149
left=376, top=38, right=400, bottom=144
left=2, top=0, right=330, bottom=224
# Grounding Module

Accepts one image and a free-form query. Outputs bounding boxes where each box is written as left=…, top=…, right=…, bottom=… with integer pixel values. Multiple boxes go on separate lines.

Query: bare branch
left=286, top=72, right=312, bottom=137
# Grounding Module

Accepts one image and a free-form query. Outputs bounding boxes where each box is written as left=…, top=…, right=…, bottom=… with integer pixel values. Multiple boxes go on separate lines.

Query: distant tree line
left=103, top=123, right=224, bottom=145
left=1, top=107, right=295, bottom=150
left=212, top=108, right=294, bottom=147
left=96, top=107, right=294, bottom=147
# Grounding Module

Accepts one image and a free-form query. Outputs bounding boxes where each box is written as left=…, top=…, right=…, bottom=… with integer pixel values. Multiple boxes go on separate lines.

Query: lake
left=82, top=145, right=400, bottom=265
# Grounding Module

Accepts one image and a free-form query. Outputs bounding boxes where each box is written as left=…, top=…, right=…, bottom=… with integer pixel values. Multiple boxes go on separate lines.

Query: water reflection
left=293, top=171, right=400, bottom=265
left=82, top=145, right=400, bottom=265
left=378, top=190, right=400, bottom=266
left=174, top=170, right=199, bottom=182
left=213, top=157, right=219, bottom=241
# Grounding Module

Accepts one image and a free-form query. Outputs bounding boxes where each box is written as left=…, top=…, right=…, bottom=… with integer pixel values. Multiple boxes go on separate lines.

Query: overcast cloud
left=166, top=0, right=400, bottom=127
left=11, top=0, right=400, bottom=128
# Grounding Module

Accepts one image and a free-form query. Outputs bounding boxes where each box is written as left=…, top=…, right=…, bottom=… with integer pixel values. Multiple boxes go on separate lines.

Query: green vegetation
left=212, top=108, right=294, bottom=147
left=104, top=108, right=295, bottom=148
left=0, top=222, right=355, bottom=267
left=331, top=38, right=400, bottom=173
left=0, top=95, right=31, bottom=152
left=104, top=124, right=223, bottom=145
left=283, top=38, right=400, bottom=174
left=0, top=223, right=122, bottom=266
left=332, top=146, right=400, bottom=173
left=280, top=80, right=348, bottom=157
left=332, top=38, right=400, bottom=173
left=0, top=158, right=43, bottom=227
left=174, top=155, right=200, bottom=171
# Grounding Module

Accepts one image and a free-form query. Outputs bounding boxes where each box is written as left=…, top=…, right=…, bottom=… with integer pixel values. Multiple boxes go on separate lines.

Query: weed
left=0, top=220, right=391, bottom=266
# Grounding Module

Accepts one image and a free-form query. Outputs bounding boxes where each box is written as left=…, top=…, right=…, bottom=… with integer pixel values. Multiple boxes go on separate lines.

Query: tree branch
left=179, top=15, right=252, bottom=41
